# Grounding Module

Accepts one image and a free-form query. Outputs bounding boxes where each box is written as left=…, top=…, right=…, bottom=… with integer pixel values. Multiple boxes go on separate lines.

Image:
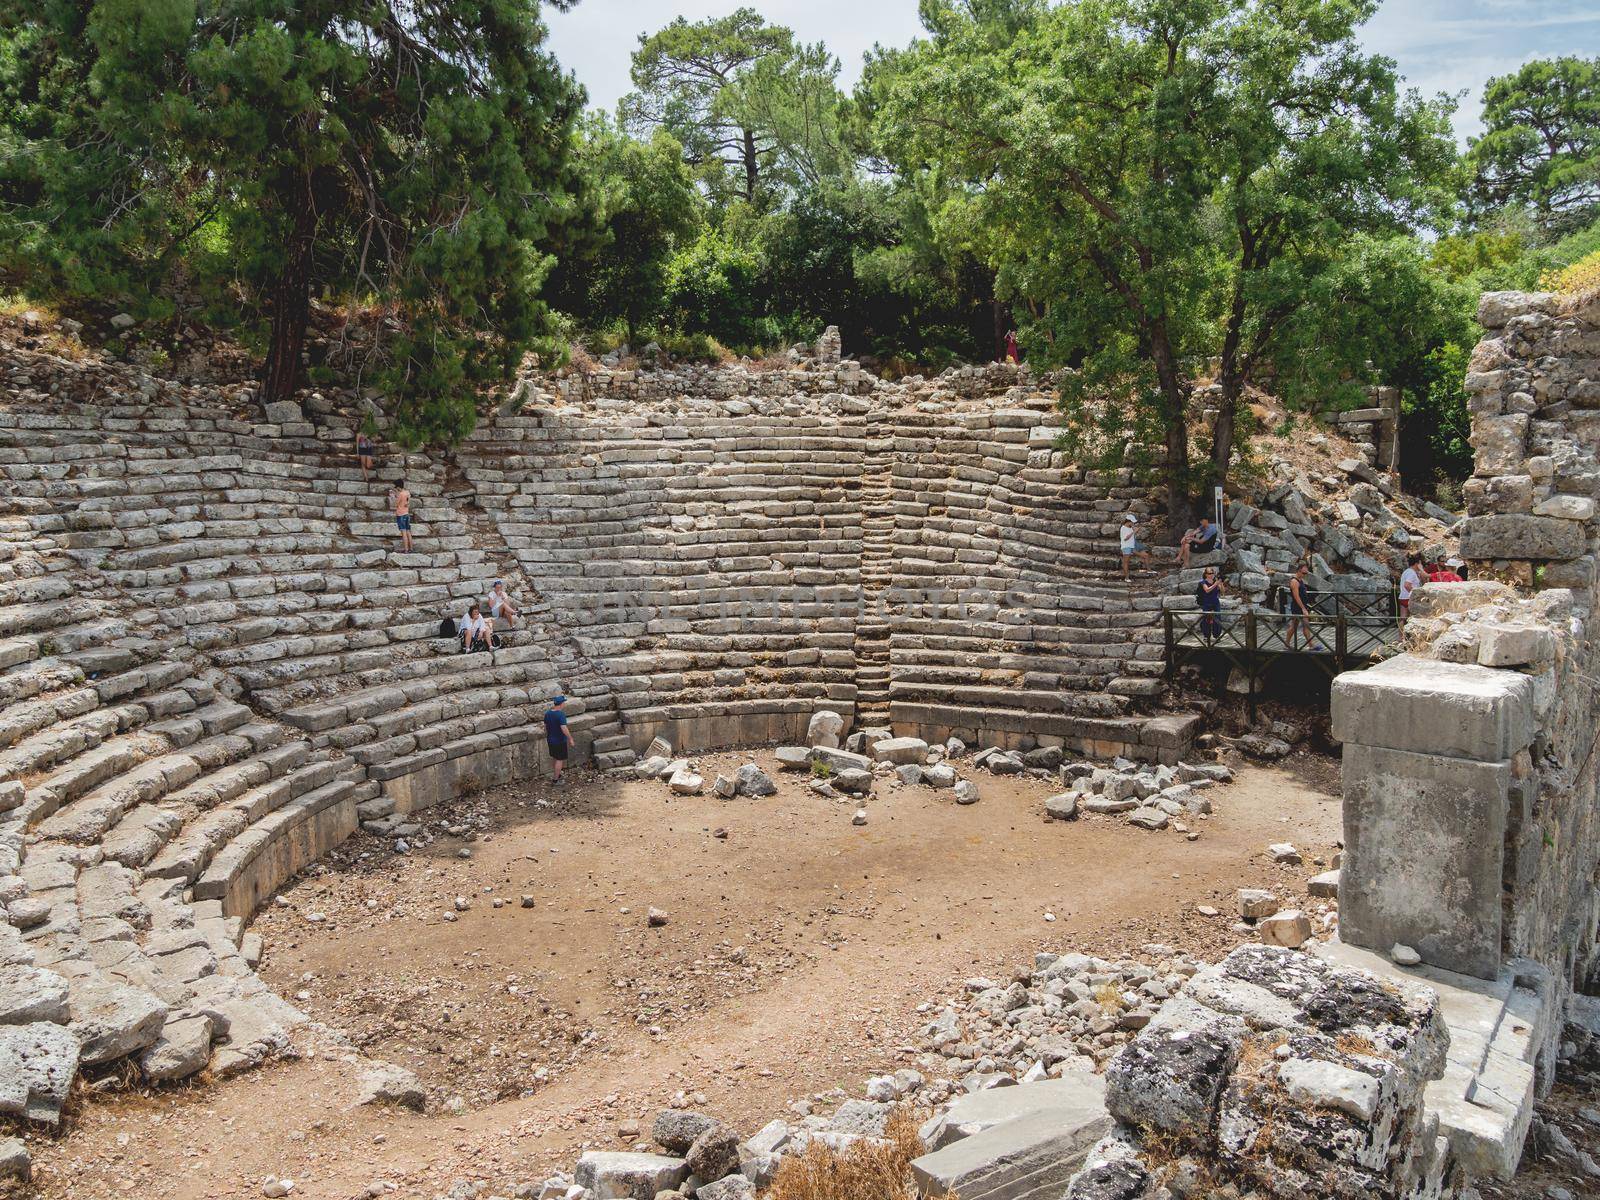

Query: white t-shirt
left=462, top=613, right=490, bottom=641
left=1120, top=524, right=1139, bottom=552
left=1399, top=567, right=1422, bottom=602
left=489, top=590, right=510, bottom=616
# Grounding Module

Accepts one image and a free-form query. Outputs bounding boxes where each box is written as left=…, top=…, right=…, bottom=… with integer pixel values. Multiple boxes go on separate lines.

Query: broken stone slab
left=0, top=1021, right=79, bottom=1124
left=910, top=1100, right=1113, bottom=1200
left=923, top=763, right=957, bottom=788
left=1307, top=870, right=1340, bottom=898
left=872, top=736, right=930, bottom=765
left=833, top=768, right=872, bottom=795
left=1044, top=793, right=1078, bottom=821
left=808, top=746, right=872, bottom=773
left=773, top=747, right=810, bottom=772
left=1475, top=621, right=1555, bottom=668
left=806, top=710, right=844, bottom=749
left=654, top=1110, right=718, bottom=1154
left=1080, top=796, right=1137, bottom=815
left=0, top=964, right=70, bottom=1025
left=954, top=780, right=980, bottom=805
left=919, top=1073, right=1108, bottom=1152
left=1126, top=807, right=1168, bottom=831
left=573, top=1152, right=688, bottom=1200
left=356, top=1061, right=426, bottom=1111
left=0, top=1136, right=27, bottom=1184
left=685, top=1122, right=741, bottom=1183
left=66, top=972, right=167, bottom=1064
left=1258, top=910, right=1313, bottom=948
left=732, top=764, right=775, bottom=798
left=140, top=1014, right=215, bottom=1083
left=1237, top=889, right=1278, bottom=920
left=667, top=767, right=704, bottom=795
left=696, top=1177, right=754, bottom=1200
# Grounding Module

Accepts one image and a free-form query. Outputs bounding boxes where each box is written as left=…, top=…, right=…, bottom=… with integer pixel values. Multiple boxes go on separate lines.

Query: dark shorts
left=547, top=740, right=568, bottom=761
left=396, top=514, right=411, bottom=531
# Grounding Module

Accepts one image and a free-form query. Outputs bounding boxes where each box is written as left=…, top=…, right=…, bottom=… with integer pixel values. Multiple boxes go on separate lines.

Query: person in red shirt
left=1427, top=557, right=1463, bottom=584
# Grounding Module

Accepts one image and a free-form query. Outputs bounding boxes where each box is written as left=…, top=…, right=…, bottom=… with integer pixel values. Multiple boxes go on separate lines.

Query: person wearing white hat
left=1119, top=514, right=1151, bottom=581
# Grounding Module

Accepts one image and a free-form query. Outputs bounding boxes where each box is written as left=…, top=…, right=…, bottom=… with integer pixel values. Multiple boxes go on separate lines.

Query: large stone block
left=1341, top=743, right=1510, bottom=979
left=1330, top=656, right=1533, bottom=762
left=909, top=1103, right=1111, bottom=1200
left=1460, top=514, right=1585, bottom=561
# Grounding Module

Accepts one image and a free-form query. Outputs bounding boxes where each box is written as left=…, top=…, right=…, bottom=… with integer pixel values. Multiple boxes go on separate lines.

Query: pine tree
left=0, top=0, right=582, bottom=445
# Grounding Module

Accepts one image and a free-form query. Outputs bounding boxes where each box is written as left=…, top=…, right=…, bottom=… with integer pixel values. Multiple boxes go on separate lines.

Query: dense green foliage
left=1468, top=56, right=1600, bottom=235
left=1, top=0, right=580, bottom=445
left=2, top=0, right=1597, bottom=480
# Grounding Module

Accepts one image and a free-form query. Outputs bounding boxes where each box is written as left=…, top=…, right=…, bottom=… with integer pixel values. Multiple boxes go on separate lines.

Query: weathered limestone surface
left=1329, top=291, right=1600, bottom=1186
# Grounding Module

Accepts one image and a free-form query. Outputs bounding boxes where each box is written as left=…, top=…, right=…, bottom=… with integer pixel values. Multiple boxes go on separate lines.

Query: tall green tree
left=1468, top=56, right=1600, bottom=234
left=621, top=7, right=850, bottom=206
left=0, top=0, right=581, bottom=444
left=871, top=0, right=1456, bottom=527
left=544, top=115, right=702, bottom=341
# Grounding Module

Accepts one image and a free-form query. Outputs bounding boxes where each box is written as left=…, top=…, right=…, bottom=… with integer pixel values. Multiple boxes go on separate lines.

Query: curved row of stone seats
left=879, top=409, right=1169, bottom=733
left=459, top=408, right=868, bottom=749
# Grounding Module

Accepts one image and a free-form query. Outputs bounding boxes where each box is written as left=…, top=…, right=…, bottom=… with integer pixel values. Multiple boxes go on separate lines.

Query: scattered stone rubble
left=1068, top=943, right=1455, bottom=1200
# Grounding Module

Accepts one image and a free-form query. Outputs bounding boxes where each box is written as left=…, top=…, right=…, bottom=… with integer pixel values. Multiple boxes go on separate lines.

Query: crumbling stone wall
left=1332, top=291, right=1600, bottom=1062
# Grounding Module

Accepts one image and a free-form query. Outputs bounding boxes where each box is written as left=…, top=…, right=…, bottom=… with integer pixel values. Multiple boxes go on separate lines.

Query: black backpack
left=437, top=616, right=457, bottom=639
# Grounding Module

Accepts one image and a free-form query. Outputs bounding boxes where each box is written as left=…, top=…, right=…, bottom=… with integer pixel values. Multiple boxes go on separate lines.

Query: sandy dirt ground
left=16, top=752, right=1350, bottom=1200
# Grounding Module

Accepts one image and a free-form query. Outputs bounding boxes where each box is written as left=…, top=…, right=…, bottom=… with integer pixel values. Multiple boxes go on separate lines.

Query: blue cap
left=551, top=695, right=567, bottom=705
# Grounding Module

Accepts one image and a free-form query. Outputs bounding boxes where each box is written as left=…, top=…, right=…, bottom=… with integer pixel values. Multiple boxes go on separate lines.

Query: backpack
left=437, top=616, right=457, bottom=639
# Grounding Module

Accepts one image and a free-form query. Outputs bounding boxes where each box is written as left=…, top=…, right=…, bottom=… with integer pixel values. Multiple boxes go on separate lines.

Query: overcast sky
left=546, top=0, right=1600, bottom=144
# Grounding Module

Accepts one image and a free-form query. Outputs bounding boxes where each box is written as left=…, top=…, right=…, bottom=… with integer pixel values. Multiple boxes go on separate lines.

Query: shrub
left=766, top=1108, right=935, bottom=1200
left=1541, top=248, right=1600, bottom=296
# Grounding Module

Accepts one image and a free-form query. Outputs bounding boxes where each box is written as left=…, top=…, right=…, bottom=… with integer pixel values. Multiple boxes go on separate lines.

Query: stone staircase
left=851, top=424, right=897, bottom=726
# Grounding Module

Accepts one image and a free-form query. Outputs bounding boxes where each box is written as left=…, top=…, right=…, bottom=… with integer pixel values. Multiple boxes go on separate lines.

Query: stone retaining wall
left=1332, top=291, right=1600, bottom=1099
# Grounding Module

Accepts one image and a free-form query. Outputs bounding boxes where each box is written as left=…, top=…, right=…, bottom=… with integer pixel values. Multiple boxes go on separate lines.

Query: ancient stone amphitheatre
left=3, top=1, right=1600, bottom=1195
left=0, top=289, right=1596, bottom=1200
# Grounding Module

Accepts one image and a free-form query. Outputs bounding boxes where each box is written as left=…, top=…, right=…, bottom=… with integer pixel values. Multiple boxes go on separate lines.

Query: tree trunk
left=262, top=178, right=318, bottom=405
left=742, top=127, right=759, bottom=202
left=1210, top=381, right=1238, bottom=498
left=1149, top=330, right=1195, bottom=536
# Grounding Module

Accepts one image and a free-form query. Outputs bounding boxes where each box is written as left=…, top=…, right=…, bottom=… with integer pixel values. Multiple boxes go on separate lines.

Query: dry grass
left=766, top=1109, right=942, bottom=1200
left=1092, top=982, right=1125, bottom=1013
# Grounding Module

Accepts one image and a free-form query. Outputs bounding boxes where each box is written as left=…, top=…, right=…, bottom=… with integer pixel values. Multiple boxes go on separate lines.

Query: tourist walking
left=1196, top=566, right=1224, bottom=641
left=543, top=695, right=573, bottom=784
left=1286, top=563, right=1323, bottom=651
left=1119, top=514, right=1151, bottom=581
left=1398, top=553, right=1423, bottom=625
left=389, top=478, right=412, bottom=552
left=355, top=428, right=376, bottom=482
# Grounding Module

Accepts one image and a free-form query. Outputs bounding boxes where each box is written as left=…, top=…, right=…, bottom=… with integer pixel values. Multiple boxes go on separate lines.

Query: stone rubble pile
left=1164, top=452, right=1457, bottom=619
left=1065, top=943, right=1456, bottom=1200
left=521, top=945, right=1200, bottom=1200
left=510, top=941, right=1500, bottom=1200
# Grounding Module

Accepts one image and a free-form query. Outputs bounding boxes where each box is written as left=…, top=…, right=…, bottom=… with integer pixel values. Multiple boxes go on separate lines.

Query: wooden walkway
left=1163, top=589, right=1400, bottom=715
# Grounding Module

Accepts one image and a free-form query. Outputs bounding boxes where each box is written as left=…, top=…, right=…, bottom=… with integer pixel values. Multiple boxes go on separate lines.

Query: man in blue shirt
left=543, top=695, right=573, bottom=784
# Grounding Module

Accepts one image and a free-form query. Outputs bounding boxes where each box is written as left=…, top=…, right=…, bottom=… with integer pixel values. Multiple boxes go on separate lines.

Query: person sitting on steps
left=1178, top=515, right=1219, bottom=568
left=487, top=579, right=520, bottom=628
left=389, top=478, right=412, bottom=553
left=1119, top=514, right=1151, bottom=581
left=460, top=604, right=495, bottom=653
